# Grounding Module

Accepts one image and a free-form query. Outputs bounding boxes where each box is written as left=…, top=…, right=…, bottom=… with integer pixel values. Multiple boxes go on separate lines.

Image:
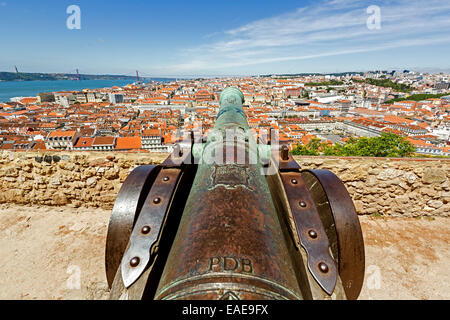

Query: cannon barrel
left=106, top=87, right=365, bottom=300
left=154, top=87, right=303, bottom=300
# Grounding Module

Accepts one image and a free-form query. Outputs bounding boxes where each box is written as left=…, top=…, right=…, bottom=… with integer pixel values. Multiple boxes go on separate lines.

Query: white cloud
left=158, top=0, right=450, bottom=75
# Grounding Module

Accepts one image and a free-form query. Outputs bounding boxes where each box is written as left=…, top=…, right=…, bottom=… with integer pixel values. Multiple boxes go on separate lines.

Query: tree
left=385, top=93, right=449, bottom=104
left=291, top=138, right=323, bottom=156
left=354, top=78, right=413, bottom=92
left=291, top=133, right=416, bottom=158
left=304, top=80, right=344, bottom=86
left=336, top=133, right=416, bottom=157
left=302, top=91, right=310, bottom=99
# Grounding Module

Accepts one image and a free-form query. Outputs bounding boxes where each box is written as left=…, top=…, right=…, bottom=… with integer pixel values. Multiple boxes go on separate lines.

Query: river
left=0, top=79, right=175, bottom=102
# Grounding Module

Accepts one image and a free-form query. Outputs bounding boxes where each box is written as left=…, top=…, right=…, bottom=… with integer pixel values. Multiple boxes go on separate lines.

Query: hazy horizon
left=1, top=0, right=450, bottom=77
left=2, top=67, right=450, bottom=80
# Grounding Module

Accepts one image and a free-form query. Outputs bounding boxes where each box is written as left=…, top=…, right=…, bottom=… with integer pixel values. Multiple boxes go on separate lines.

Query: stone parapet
left=0, top=151, right=448, bottom=217
left=296, top=157, right=449, bottom=217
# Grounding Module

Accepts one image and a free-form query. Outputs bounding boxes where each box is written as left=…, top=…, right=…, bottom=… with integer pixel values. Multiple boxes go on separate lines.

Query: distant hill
left=259, top=72, right=364, bottom=78
left=0, top=72, right=138, bottom=82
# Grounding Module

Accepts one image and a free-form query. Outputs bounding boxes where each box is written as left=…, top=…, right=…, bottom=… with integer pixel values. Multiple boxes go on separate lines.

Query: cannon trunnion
left=105, top=87, right=365, bottom=300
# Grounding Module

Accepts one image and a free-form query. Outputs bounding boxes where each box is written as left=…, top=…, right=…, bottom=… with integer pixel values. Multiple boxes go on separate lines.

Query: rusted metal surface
left=154, top=162, right=303, bottom=300
left=106, top=87, right=365, bottom=300
left=302, top=170, right=365, bottom=300
left=278, top=172, right=337, bottom=296
left=109, top=164, right=196, bottom=300
left=120, top=168, right=182, bottom=288
left=153, top=87, right=303, bottom=300
left=267, top=171, right=348, bottom=300
left=163, top=132, right=195, bottom=167
left=276, top=146, right=301, bottom=171
left=105, top=165, right=159, bottom=288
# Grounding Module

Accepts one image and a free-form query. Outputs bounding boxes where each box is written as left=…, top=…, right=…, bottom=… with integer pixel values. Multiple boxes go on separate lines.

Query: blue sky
left=1, top=0, right=450, bottom=77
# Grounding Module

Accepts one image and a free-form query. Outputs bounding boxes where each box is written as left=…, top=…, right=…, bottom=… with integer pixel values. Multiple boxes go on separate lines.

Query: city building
left=45, top=130, right=81, bottom=150
left=109, top=93, right=125, bottom=104
left=141, top=129, right=171, bottom=152
left=92, top=136, right=116, bottom=151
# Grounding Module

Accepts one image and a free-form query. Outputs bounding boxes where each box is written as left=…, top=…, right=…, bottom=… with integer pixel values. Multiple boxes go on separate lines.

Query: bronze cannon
left=105, top=87, right=365, bottom=300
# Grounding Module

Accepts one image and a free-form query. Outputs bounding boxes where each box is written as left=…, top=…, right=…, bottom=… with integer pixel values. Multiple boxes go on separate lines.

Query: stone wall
left=298, top=157, right=449, bottom=217
left=0, top=151, right=448, bottom=217
left=0, top=151, right=167, bottom=210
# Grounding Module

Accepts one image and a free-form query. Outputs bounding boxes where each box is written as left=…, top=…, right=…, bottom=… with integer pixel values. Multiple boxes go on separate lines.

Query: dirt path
left=0, top=204, right=448, bottom=300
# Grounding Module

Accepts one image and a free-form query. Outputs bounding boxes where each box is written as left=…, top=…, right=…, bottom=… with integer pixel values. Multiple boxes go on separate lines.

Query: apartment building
left=45, top=130, right=81, bottom=150
left=109, top=93, right=125, bottom=104
left=54, top=93, right=76, bottom=107
left=92, top=136, right=116, bottom=151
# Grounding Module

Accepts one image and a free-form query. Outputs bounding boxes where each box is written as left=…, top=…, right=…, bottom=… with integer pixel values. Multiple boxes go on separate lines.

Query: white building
left=45, top=130, right=81, bottom=150
left=141, top=129, right=173, bottom=153
left=432, top=126, right=450, bottom=140
left=109, top=93, right=124, bottom=104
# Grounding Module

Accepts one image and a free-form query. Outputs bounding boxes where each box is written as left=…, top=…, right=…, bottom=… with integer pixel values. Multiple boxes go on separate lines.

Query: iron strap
left=302, top=170, right=365, bottom=300
left=105, top=165, right=159, bottom=288
left=279, top=171, right=338, bottom=295
left=120, top=167, right=182, bottom=288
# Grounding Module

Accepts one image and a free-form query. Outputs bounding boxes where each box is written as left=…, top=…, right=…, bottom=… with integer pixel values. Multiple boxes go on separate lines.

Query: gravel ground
left=0, top=204, right=448, bottom=300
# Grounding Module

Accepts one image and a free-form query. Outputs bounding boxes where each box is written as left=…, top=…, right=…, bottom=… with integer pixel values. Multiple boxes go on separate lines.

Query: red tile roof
left=32, top=140, right=47, bottom=150
left=142, top=129, right=161, bottom=136
left=74, top=137, right=94, bottom=148
left=48, top=130, right=76, bottom=138
left=20, top=97, right=38, bottom=105
left=115, top=136, right=142, bottom=150
left=26, top=105, right=41, bottom=111
left=92, top=136, right=116, bottom=146
left=0, top=144, right=14, bottom=150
